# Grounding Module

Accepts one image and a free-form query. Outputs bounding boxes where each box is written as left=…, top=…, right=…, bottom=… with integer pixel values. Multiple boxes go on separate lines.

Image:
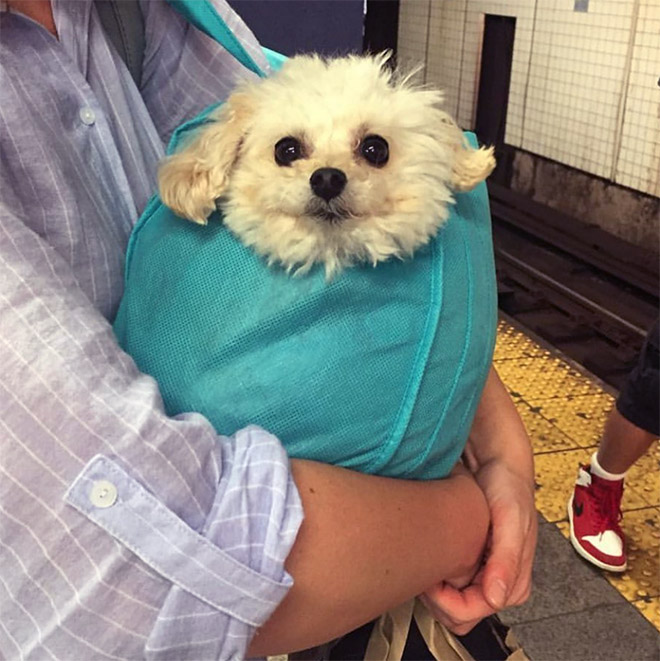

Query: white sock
left=590, top=451, right=627, bottom=481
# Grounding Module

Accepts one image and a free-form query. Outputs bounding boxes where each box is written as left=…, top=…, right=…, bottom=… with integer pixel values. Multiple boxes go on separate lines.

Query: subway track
left=489, top=183, right=659, bottom=391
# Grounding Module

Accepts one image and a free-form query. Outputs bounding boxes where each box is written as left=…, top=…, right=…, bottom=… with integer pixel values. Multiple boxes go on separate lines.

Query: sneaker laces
left=591, top=477, right=624, bottom=534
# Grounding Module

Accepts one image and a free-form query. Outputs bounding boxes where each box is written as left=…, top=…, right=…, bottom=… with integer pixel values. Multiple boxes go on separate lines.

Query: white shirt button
left=90, top=480, right=118, bottom=508
left=79, top=107, right=96, bottom=126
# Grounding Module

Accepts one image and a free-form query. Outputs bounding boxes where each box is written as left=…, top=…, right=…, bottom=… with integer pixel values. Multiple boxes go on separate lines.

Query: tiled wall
left=616, top=1, right=660, bottom=194
left=426, top=1, right=468, bottom=120
left=397, top=0, right=432, bottom=75
left=397, top=0, right=660, bottom=197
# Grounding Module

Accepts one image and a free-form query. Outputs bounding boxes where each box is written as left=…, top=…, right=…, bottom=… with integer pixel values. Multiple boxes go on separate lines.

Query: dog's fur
left=159, top=53, right=495, bottom=276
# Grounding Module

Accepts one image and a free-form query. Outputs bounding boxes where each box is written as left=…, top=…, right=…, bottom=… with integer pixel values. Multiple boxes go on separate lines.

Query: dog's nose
left=310, top=168, right=347, bottom=202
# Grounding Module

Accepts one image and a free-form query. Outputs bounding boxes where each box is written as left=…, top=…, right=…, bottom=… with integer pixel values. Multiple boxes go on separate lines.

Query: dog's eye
left=274, top=137, right=303, bottom=166
left=360, top=135, right=389, bottom=167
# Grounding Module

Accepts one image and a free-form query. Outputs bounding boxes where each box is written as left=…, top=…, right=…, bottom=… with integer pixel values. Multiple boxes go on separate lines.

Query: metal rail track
left=489, top=187, right=659, bottom=390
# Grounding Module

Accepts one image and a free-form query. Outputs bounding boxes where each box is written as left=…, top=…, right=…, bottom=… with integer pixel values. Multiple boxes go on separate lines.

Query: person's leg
left=596, top=317, right=660, bottom=472
left=568, top=318, right=659, bottom=572
left=594, top=407, right=657, bottom=476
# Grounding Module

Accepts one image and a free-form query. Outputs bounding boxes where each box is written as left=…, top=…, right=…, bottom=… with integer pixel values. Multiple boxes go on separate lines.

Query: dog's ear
left=452, top=142, right=496, bottom=192
left=438, top=113, right=496, bottom=192
left=158, top=93, right=252, bottom=224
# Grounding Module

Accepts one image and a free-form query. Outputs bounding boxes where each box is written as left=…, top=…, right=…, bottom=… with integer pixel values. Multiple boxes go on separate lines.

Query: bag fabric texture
left=113, top=1, right=498, bottom=481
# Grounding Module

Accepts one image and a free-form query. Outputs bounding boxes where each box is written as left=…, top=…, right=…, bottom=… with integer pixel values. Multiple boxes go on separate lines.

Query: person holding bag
left=0, top=1, right=536, bottom=658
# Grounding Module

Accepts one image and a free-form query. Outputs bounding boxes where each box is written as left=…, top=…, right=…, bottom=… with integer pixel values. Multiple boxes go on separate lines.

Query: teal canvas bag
left=113, top=0, right=498, bottom=480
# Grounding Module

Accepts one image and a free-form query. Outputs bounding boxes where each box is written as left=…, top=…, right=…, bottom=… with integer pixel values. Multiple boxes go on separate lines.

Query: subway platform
left=495, top=316, right=660, bottom=660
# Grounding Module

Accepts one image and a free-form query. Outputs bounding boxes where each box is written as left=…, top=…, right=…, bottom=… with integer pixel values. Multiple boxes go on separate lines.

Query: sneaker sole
left=567, top=495, right=627, bottom=573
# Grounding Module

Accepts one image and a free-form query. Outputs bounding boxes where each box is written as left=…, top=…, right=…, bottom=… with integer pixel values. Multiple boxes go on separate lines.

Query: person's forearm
left=464, top=366, right=534, bottom=481
left=247, top=460, right=489, bottom=657
left=420, top=367, right=538, bottom=632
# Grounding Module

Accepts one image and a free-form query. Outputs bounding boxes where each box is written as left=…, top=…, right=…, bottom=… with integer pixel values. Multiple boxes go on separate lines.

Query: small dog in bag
left=158, top=53, right=495, bottom=276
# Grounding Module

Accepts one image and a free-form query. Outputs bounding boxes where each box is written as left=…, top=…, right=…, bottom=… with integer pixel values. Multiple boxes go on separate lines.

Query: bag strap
left=94, top=0, right=145, bottom=86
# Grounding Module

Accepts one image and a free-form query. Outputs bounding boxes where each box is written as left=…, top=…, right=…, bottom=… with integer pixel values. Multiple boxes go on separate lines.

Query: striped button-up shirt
left=0, top=1, right=303, bottom=659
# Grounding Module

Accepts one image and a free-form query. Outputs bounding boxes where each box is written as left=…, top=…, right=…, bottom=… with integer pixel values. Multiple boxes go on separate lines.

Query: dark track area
left=489, top=183, right=659, bottom=391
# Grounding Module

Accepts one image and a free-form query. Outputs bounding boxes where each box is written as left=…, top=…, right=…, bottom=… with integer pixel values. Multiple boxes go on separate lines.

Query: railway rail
left=489, top=182, right=659, bottom=391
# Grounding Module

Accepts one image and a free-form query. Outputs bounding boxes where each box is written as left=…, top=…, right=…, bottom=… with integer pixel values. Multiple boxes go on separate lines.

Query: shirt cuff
left=65, top=426, right=303, bottom=659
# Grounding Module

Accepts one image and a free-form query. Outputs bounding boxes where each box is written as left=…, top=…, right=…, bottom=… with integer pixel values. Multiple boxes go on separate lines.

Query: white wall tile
left=397, top=0, right=431, bottom=71
left=614, top=0, right=660, bottom=195
left=397, top=0, right=660, bottom=195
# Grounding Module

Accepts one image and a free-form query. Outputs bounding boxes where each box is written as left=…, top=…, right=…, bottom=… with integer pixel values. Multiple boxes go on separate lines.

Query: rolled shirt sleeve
left=66, top=431, right=302, bottom=660
left=0, top=209, right=302, bottom=659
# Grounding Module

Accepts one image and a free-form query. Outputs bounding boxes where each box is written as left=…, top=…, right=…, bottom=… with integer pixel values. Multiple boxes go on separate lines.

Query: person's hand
left=421, top=454, right=537, bottom=635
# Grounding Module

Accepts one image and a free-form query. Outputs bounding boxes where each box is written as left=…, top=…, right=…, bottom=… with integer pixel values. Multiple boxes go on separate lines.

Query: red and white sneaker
left=567, top=464, right=627, bottom=572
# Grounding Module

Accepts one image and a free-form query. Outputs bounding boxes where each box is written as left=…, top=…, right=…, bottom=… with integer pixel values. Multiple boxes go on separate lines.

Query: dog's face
left=159, top=54, right=495, bottom=275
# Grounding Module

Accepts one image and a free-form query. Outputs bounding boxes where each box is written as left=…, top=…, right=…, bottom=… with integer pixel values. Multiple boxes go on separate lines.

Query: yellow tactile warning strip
left=495, top=317, right=660, bottom=630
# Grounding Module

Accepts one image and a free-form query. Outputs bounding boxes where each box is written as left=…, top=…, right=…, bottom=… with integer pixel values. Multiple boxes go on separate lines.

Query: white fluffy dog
left=159, top=53, right=495, bottom=276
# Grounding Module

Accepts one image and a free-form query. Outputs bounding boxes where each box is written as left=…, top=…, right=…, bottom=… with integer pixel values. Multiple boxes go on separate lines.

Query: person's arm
left=249, top=460, right=489, bottom=656
left=0, top=203, right=304, bottom=658
left=422, top=365, right=537, bottom=634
